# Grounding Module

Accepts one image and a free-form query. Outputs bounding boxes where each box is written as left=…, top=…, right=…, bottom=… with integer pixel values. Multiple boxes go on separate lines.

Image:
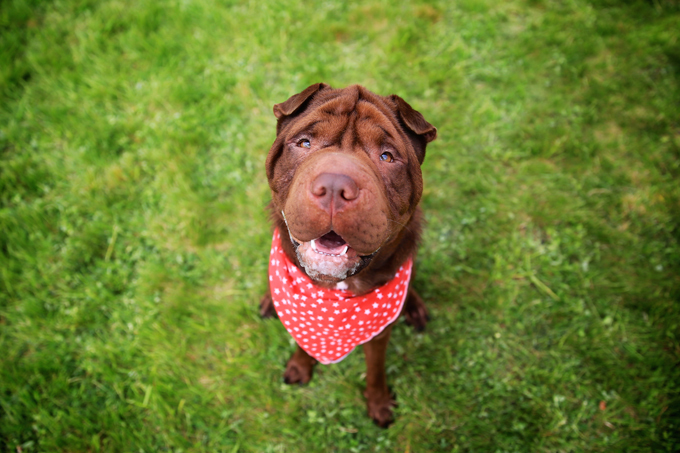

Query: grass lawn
left=1, top=0, right=679, bottom=451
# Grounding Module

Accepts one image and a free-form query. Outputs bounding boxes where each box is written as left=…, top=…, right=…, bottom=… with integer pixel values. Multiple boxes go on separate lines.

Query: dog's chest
left=269, top=229, right=412, bottom=364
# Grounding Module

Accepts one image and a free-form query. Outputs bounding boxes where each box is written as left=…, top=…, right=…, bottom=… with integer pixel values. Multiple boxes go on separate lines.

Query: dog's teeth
left=311, top=239, right=317, bottom=252
left=340, top=246, right=348, bottom=256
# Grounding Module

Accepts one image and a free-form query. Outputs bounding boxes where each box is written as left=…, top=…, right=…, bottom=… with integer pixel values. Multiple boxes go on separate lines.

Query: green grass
left=1, top=0, right=679, bottom=451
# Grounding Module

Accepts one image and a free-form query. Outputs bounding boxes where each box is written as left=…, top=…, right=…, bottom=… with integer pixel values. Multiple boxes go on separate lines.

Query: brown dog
left=259, top=83, right=436, bottom=427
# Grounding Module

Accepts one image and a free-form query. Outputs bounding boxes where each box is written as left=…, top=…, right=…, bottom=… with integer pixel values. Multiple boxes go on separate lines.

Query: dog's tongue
left=315, top=231, right=348, bottom=254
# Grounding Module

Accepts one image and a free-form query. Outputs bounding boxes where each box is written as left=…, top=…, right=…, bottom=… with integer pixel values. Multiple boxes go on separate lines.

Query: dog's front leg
left=403, top=286, right=429, bottom=331
left=283, top=345, right=317, bottom=385
left=259, top=288, right=276, bottom=318
left=362, top=324, right=396, bottom=427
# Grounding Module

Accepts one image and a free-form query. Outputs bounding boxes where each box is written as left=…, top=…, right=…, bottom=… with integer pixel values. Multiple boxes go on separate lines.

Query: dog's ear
left=273, top=83, right=330, bottom=134
left=389, top=94, right=437, bottom=164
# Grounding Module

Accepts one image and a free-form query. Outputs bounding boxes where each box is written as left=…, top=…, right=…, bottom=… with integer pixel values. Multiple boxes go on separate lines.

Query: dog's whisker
left=386, top=218, right=408, bottom=229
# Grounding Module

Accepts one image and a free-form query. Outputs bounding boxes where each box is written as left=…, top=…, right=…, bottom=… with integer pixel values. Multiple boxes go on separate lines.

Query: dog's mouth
left=289, top=230, right=376, bottom=282
left=311, top=231, right=350, bottom=256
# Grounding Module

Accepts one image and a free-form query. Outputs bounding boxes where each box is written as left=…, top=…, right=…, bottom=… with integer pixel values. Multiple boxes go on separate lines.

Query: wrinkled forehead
left=354, top=100, right=403, bottom=144
left=285, top=93, right=404, bottom=147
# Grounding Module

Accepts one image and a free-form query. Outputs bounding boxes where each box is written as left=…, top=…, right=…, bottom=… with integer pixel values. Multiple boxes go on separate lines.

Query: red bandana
left=269, top=229, right=412, bottom=364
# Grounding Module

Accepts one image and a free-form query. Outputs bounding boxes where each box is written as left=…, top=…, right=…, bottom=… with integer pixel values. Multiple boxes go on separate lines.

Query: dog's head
left=266, top=83, right=437, bottom=283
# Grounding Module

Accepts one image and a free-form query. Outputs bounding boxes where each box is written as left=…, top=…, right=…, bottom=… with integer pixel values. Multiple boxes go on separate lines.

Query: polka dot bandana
left=269, top=229, right=412, bottom=364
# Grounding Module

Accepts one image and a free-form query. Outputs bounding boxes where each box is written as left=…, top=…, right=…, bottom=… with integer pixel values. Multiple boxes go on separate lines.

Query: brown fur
left=260, top=83, right=436, bottom=427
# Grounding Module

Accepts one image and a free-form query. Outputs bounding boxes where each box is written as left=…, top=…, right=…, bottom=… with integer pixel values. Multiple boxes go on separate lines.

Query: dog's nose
left=310, top=173, right=359, bottom=212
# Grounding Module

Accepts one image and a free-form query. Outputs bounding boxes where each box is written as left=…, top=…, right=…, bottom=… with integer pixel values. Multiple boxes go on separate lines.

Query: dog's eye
left=297, top=139, right=311, bottom=149
left=379, top=152, right=394, bottom=163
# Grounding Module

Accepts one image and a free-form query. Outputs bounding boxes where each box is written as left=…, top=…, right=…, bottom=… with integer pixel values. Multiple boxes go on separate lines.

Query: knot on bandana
left=268, top=229, right=412, bottom=364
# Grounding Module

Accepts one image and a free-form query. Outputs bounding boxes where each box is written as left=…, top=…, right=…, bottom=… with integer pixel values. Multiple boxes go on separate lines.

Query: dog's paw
left=259, top=292, right=276, bottom=318
left=403, top=289, right=429, bottom=332
left=283, top=362, right=313, bottom=385
left=283, top=350, right=316, bottom=385
left=364, top=389, right=396, bottom=428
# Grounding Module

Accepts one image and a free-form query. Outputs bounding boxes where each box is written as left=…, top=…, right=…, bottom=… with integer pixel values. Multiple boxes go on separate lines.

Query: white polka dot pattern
left=269, top=229, right=413, bottom=364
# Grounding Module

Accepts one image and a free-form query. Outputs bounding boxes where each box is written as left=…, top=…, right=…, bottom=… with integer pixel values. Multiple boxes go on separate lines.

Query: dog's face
left=265, top=84, right=436, bottom=283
